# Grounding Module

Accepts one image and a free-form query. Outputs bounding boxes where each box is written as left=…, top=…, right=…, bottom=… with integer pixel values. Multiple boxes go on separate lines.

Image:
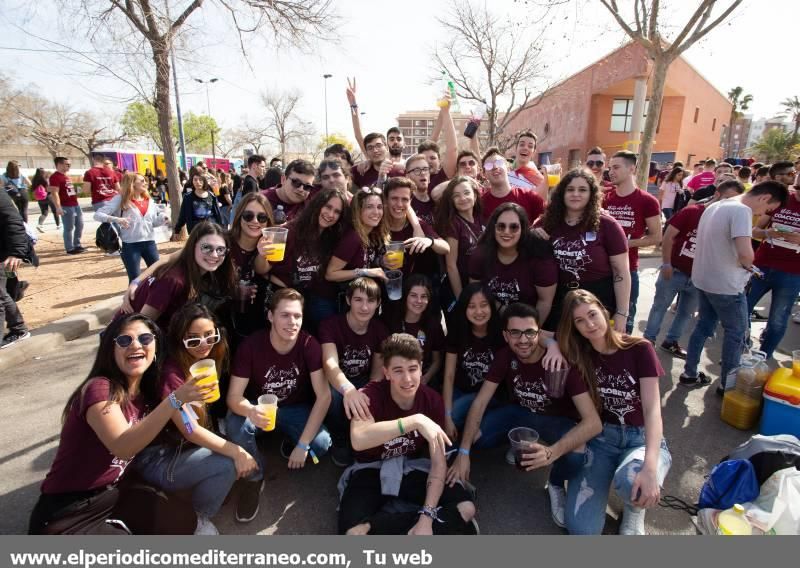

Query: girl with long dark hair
left=173, top=173, right=223, bottom=237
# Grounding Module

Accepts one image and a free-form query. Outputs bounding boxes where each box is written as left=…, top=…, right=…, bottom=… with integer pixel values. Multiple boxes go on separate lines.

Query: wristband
left=350, top=103, right=358, bottom=109
left=340, top=383, right=355, bottom=395
left=397, top=418, right=405, bottom=435
left=296, top=442, right=319, bottom=464
left=354, top=268, right=366, bottom=278
left=614, top=311, right=628, bottom=318
left=168, top=392, right=183, bottom=409
left=418, top=505, right=444, bottom=523
left=131, top=277, right=141, bottom=286
left=659, top=263, right=672, bottom=269
left=458, top=447, right=470, bottom=456
left=445, top=409, right=452, bottom=418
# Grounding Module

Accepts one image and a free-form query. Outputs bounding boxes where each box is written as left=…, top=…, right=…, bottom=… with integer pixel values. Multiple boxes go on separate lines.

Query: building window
left=609, top=99, right=649, bottom=132
left=712, top=118, right=717, bottom=131
left=693, top=107, right=699, bottom=123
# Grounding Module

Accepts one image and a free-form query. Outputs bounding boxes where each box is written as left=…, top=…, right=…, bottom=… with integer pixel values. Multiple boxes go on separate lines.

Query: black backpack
left=95, top=222, right=121, bottom=253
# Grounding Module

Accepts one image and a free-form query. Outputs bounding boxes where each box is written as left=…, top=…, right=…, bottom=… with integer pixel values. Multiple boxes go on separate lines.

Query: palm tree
left=747, top=128, right=800, bottom=163
left=726, top=86, right=752, bottom=157
left=780, top=95, right=800, bottom=145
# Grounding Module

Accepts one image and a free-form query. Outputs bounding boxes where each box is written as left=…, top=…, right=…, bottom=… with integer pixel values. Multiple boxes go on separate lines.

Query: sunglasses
left=113, top=332, right=155, bottom=348
left=241, top=211, right=270, bottom=224
left=586, top=160, right=605, bottom=167
left=199, top=243, right=228, bottom=256
left=182, top=332, right=221, bottom=349
left=483, top=158, right=506, bottom=171
left=459, top=159, right=477, bottom=168
left=506, top=328, right=539, bottom=339
left=495, top=222, right=521, bottom=233
left=289, top=178, right=315, bottom=192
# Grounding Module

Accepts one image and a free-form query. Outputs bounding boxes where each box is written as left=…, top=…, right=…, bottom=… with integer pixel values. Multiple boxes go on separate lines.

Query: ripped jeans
left=565, top=423, right=671, bottom=535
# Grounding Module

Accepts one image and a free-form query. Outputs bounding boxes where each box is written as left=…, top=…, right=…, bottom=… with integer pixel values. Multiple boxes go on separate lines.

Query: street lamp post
left=323, top=73, right=332, bottom=141
left=195, top=78, right=219, bottom=164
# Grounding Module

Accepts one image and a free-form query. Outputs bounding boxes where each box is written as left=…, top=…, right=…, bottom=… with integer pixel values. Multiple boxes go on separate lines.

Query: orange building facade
left=503, top=42, right=732, bottom=169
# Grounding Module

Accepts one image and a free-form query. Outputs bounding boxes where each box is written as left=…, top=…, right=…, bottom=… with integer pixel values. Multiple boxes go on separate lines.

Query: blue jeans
left=471, top=404, right=585, bottom=487
left=747, top=266, right=800, bottom=358
left=627, top=269, right=640, bottom=334
left=304, top=295, right=338, bottom=335
left=661, top=208, right=674, bottom=221
left=684, top=290, right=748, bottom=387
left=326, top=378, right=369, bottom=447
left=133, top=444, right=237, bottom=518
left=450, top=387, right=504, bottom=432
left=226, top=404, right=331, bottom=480
left=565, top=424, right=671, bottom=534
left=120, top=240, right=160, bottom=282
left=61, top=205, right=83, bottom=252
left=644, top=267, right=698, bottom=343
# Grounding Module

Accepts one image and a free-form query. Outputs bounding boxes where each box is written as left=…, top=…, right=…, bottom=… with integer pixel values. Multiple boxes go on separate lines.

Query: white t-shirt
left=691, top=199, right=753, bottom=295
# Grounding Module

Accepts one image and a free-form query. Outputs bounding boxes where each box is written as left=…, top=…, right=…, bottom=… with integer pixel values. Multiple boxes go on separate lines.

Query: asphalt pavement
left=0, top=256, right=795, bottom=535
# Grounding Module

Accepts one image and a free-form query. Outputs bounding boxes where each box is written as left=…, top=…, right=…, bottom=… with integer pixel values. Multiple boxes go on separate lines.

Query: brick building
left=502, top=42, right=732, bottom=169
left=396, top=110, right=489, bottom=159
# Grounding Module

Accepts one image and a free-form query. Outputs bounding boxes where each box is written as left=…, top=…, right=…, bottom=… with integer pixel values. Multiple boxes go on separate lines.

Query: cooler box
left=760, top=369, right=800, bottom=438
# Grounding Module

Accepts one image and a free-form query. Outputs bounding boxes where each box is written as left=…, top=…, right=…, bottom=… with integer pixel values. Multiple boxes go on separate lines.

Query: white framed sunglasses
left=182, top=331, right=221, bottom=349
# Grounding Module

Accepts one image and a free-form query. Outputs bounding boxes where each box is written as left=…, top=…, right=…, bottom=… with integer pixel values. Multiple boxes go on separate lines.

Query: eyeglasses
left=182, top=332, right=221, bottom=349
left=777, top=171, right=797, bottom=177
left=199, top=243, right=228, bottom=256
left=483, top=158, right=506, bottom=171
left=407, top=166, right=431, bottom=176
left=506, top=328, right=539, bottom=339
left=289, top=178, right=315, bottom=192
left=495, top=222, right=521, bottom=233
left=113, top=333, right=155, bottom=348
left=586, top=160, right=605, bottom=167
left=459, top=159, right=477, bottom=168
left=366, top=143, right=385, bottom=152
left=241, top=211, right=270, bottom=224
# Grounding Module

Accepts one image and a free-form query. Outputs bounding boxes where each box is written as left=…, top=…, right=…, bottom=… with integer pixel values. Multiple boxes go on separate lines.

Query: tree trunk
left=152, top=45, right=182, bottom=225
left=636, top=54, right=670, bottom=190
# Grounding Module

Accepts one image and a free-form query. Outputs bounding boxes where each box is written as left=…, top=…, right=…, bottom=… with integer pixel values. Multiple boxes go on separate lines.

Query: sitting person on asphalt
left=225, top=288, right=332, bottom=523
left=338, top=333, right=478, bottom=535
left=132, top=304, right=258, bottom=535
left=445, top=302, right=601, bottom=530
left=28, top=314, right=210, bottom=534
left=558, top=289, right=671, bottom=535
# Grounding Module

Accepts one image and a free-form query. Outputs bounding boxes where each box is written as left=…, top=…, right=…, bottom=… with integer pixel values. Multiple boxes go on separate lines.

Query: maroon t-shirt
left=603, top=188, right=661, bottom=270
left=332, top=228, right=385, bottom=270
left=232, top=330, right=322, bottom=406
left=124, top=266, right=189, bottom=332
left=270, top=229, right=336, bottom=298
left=389, top=220, right=440, bottom=277
left=411, top=194, right=435, bottom=226
left=318, top=314, right=389, bottom=384
left=83, top=166, right=118, bottom=204
left=468, top=249, right=558, bottom=307
left=388, top=319, right=445, bottom=374
left=41, top=378, right=147, bottom=494
left=754, top=194, right=800, bottom=275
left=446, top=332, right=497, bottom=393
left=351, top=163, right=404, bottom=189
left=593, top=340, right=663, bottom=427
left=447, top=216, right=485, bottom=286
left=230, top=243, right=259, bottom=282
left=49, top=170, right=79, bottom=208
left=540, top=214, right=629, bottom=285
left=480, top=186, right=544, bottom=225
left=427, top=168, right=449, bottom=193
left=486, top=347, right=586, bottom=416
left=354, top=380, right=445, bottom=463
left=262, top=186, right=304, bottom=222
left=666, top=204, right=705, bottom=276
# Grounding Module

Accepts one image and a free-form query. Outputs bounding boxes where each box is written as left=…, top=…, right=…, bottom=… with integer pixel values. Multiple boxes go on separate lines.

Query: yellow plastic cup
left=261, top=227, right=288, bottom=262
left=189, top=359, right=220, bottom=403
left=257, top=394, right=278, bottom=432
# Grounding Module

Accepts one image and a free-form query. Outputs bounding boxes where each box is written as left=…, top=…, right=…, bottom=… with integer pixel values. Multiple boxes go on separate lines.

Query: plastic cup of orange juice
left=793, top=350, right=800, bottom=378
left=385, top=241, right=405, bottom=270
left=189, top=359, right=220, bottom=403
left=257, top=394, right=278, bottom=432
left=261, top=227, right=288, bottom=262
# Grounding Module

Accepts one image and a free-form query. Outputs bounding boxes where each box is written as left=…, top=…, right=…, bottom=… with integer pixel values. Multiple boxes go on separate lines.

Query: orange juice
left=194, top=369, right=220, bottom=403
left=260, top=404, right=277, bottom=432
left=721, top=389, right=761, bottom=430
left=385, top=250, right=404, bottom=270
left=547, top=174, right=560, bottom=187
left=793, top=361, right=800, bottom=378
left=265, top=243, right=286, bottom=262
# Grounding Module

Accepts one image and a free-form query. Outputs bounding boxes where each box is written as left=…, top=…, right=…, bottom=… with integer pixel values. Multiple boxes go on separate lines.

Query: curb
left=0, top=296, right=122, bottom=372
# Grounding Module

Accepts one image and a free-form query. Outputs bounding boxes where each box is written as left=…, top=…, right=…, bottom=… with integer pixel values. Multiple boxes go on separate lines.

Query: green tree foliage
left=747, top=128, right=800, bottom=163
left=120, top=101, right=219, bottom=154
left=780, top=95, right=800, bottom=144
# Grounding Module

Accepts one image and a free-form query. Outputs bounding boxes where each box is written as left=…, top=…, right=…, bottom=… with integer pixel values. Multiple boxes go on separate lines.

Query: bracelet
left=428, top=237, right=435, bottom=248
left=350, top=103, right=358, bottom=110
left=354, top=268, right=366, bottom=278
left=659, top=263, right=672, bottom=269
left=340, top=383, right=355, bottom=395
left=296, top=442, right=319, bottom=464
left=397, top=418, right=405, bottom=435
left=445, top=409, right=452, bottom=418
left=458, top=447, right=470, bottom=456
left=614, top=311, right=628, bottom=318
left=417, top=505, right=444, bottom=523
left=131, top=277, right=141, bottom=286
left=168, top=392, right=183, bottom=409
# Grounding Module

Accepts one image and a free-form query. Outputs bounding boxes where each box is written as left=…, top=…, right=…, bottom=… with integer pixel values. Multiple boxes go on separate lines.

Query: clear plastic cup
left=238, top=279, right=252, bottom=313
left=189, top=359, right=220, bottom=403
left=544, top=367, right=570, bottom=398
left=261, top=227, right=288, bottom=262
left=257, top=394, right=278, bottom=432
left=385, top=270, right=403, bottom=301
left=508, top=427, right=539, bottom=471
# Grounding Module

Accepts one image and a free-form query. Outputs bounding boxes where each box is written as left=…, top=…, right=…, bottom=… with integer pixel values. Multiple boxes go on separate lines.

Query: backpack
left=726, top=434, right=800, bottom=486
left=3, top=175, right=21, bottom=198
left=95, top=222, right=121, bottom=253
left=698, top=459, right=760, bottom=510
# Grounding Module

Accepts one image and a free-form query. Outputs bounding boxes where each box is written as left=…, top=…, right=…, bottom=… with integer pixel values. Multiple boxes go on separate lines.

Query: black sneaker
left=73, top=246, right=88, bottom=253
left=66, top=248, right=82, bottom=255
left=280, top=438, right=294, bottom=460
left=679, top=371, right=711, bottom=386
left=330, top=445, right=353, bottom=468
left=660, top=340, right=687, bottom=359
left=750, top=310, right=768, bottom=321
left=235, top=479, right=263, bottom=523
left=0, top=330, right=30, bottom=349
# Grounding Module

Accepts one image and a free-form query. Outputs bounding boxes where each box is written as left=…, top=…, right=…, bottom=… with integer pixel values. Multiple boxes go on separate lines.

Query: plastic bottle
left=717, top=504, right=752, bottom=535
left=721, top=352, right=765, bottom=430
left=437, top=71, right=460, bottom=112
left=464, top=102, right=486, bottom=139
left=274, top=205, right=286, bottom=225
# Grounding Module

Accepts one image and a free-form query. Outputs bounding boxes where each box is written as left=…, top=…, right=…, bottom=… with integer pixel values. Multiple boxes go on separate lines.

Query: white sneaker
left=194, top=516, right=219, bottom=535
left=618, top=504, right=646, bottom=535
left=545, top=482, right=567, bottom=528
left=793, top=311, right=800, bottom=324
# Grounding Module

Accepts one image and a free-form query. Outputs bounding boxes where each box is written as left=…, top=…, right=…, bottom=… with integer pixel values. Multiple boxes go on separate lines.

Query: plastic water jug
left=721, top=351, right=770, bottom=430
left=717, top=504, right=752, bottom=535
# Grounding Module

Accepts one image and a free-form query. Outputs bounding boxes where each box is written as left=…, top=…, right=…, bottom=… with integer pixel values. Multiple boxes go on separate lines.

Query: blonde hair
left=351, top=190, right=389, bottom=248
left=119, top=172, right=147, bottom=212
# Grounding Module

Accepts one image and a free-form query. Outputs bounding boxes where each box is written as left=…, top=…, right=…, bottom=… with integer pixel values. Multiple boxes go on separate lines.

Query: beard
left=389, top=145, right=403, bottom=157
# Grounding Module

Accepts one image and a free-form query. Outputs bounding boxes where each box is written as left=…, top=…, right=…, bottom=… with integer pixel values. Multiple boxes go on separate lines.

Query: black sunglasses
left=495, top=222, right=521, bottom=233
left=289, top=178, right=315, bottom=191
left=241, top=211, right=270, bottom=224
left=113, top=333, right=155, bottom=348
left=586, top=160, right=605, bottom=167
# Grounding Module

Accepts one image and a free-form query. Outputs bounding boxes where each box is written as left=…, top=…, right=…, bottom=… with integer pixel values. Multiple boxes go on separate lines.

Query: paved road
left=0, top=257, right=795, bottom=535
